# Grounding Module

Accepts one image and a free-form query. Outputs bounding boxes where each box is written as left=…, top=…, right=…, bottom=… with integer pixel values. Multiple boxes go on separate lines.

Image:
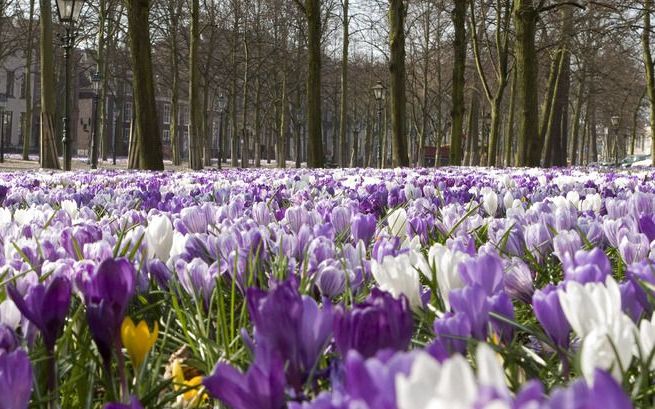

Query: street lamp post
left=55, top=0, right=84, bottom=171
left=216, top=94, right=227, bottom=170
left=0, top=93, right=6, bottom=164
left=611, top=115, right=620, bottom=165
left=91, top=71, right=101, bottom=169
left=372, top=81, right=385, bottom=169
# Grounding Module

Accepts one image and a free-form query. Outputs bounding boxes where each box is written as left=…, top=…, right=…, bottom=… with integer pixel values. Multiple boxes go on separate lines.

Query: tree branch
left=292, top=0, right=306, bottom=15
left=539, top=1, right=586, bottom=13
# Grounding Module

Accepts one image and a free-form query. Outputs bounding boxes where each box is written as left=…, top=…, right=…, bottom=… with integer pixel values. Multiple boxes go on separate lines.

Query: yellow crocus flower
left=121, top=317, right=159, bottom=368
left=171, top=359, right=206, bottom=405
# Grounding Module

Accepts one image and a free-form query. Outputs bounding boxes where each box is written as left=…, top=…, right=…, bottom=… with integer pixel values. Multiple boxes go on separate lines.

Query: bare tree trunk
left=364, top=111, right=372, bottom=167
left=514, top=0, right=540, bottom=166
left=631, top=89, right=646, bottom=155
left=467, top=90, right=480, bottom=165
left=338, top=0, right=349, bottom=167
left=504, top=69, right=517, bottom=167
left=644, top=0, right=655, bottom=165
left=188, top=0, right=203, bottom=170
left=125, top=0, right=164, bottom=170
left=254, top=77, right=262, bottom=167
left=22, top=0, right=35, bottom=160
left=241, top=38, right=250, bottom=168
left=278, top=73, right=287, bottom=168
left=305, top=0, right=324, bottom=167
left=100, top=8, right=116, bottom=162
left=202, top=79, right=211, bottom=166
left=170, top=40, right=181, bottom=165
left=450, top=0, right=466, bottom=165
left=39, top=0, right=59, bottom=169
left=388, top=0, right=409, bottom=167
left=590, top=102, right=598, bottom=163
left=541, top=48, right=566, bottom=167
left=570, top=73, right=586, bottom=166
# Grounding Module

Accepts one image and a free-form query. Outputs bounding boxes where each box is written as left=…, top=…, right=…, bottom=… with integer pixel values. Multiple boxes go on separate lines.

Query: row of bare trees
left=0, top=0, right=651, bottom=169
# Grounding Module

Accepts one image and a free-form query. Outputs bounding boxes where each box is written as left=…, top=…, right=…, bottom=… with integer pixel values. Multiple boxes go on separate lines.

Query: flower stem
left=115, top=344, right=129, bottom=402
left=47, top=349, right=59, bottom=409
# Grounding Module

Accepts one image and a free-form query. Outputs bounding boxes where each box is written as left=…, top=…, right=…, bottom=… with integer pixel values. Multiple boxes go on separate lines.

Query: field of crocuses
left=3, top=167, right=655, bottom=408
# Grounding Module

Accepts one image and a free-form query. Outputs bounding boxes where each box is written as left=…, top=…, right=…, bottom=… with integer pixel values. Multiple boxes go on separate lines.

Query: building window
left=18, top=112, right=25, bottom=140
left=19, top=72, right=26, bottom=99
left=2, top=111, right=12, bottom=145
left=163, top=129, right=170, bottom=143
left=180, top=107, right=187, bottom=125
left=123, top=127, right=130, bottom=145
left=124, top=102, right=132, bottom=120
left=163, top=103, right=171, bottom=124
left=5, top=70, right=14, bottom=97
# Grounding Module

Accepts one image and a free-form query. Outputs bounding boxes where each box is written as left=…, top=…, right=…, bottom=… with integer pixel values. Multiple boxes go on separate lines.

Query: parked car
left=620, top=154, right=650, bottom=168
left=631, top=155, right=653, bottom=167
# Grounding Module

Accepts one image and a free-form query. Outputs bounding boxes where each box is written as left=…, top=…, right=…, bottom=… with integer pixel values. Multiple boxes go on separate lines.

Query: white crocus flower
left=146, top=214, right=174, bottom=260
left=0, top=299, right=21, bottom=330
left=560, top=276, right=636, bottom=383
left=558, top=276, right=623, bottom=338
left=637, top=313, right=655, bottom=370
left=387, top=207, right=408, bottom=239
left=580, top=315, right=636, bottom=382
left=396, top=344, right=507, bottom=409
left=502, top=192, right=514, bottom=212
left=167, top=231, right=188, bottom=268
left=426, top=243, right=470, bottom=310
left=566, top=191, right=581, bottom=208
left=371, top=253, right=422, bottom=310
left=60, top=199, right=79, bottom=219
left=0, top=208, right=12, bottom=226
left=580, top=193, right=602, bottom=214
left=482, top=188, right=498, bottom=217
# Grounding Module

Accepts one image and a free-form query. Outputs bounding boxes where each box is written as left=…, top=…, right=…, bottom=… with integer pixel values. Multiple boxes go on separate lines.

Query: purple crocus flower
left=0, top=349, right=33, bottom=409
left=371, top=236, right=404, bottom=263
left=333, top=289, right=413, bottom=358
left=246, top=280, right=333, bottom=391
left=524, top=222, right=553, bottom=263
left=504, top=258, right=535, bottom=304
left=315, top=260, right=346, bottom=298
left=532, top=284, right=571, bottom=349
left=618, top=231, right=650, bottom=265
left=619, top=280, right=645, bottom=322
left=82, top=258, right=136, bottom=364
left=449, top=285, right=490, bottom=340
left=430, top=312, right=471, bottom=357
left=7, top=275, right=72, bottom=351
left=180, top=205, right=211, bottom=234
left=340, top=349, right=414, bottom=409
left=627, top=261, right=655, bottom=315
left=351, top=213, right=376, bottom=245
left=103, top=396, right=144, bottom=409
left=60, top=224, right=102, bottom=259
left=545, top=369, right=631, bottom=409
left=489, top=291, right=515, bottom=344
left=330, top=206, right=351, bottom=235
left=203, top=346, right=286, bottom=409
left=147, top=259, right=172, bottom=290
left=563, top=248, right=612, bottom=284
left=459, top=253, right=505, bottom=296
left=0, top=324, right=18, bottom=354
left=638, top=214, right=655, bottom=242
left=553, top=230, right=582, bottom=263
